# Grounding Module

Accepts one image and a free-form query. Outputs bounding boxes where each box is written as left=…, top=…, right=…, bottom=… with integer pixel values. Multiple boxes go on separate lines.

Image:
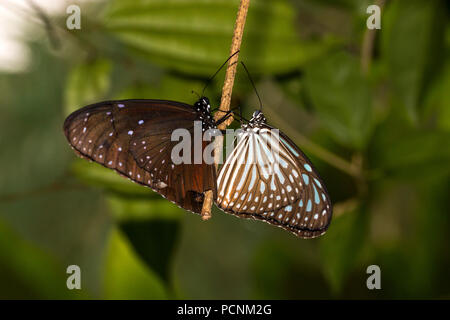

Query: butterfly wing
left=216, top=124, right=332, bottom=238
left=64, top=99, right=216, bottom=214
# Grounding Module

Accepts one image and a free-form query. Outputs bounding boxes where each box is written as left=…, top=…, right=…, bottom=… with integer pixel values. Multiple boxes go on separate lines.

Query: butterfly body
left=216, top=110, right=332, bottom=238
left=64, top=97, right=218, bottom=214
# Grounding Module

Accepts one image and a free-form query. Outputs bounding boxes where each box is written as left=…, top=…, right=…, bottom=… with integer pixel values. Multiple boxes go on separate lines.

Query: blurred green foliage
left=103, top=0, right=336, bottom=75
left=0, top=0, right=449, bottom=299
left=304, top=51, right=373, bottom=149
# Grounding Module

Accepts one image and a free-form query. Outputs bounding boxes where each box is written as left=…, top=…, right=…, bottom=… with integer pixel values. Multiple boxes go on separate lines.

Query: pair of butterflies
left=64, top=92, right=332, bottom=239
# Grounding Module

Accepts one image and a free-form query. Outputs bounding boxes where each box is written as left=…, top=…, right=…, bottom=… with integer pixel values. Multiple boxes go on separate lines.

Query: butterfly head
left=194, top=96, right=211, bottom=113
left=250, top=110, right=266, bottom=125
left=194, top=96, right=215, bottom=130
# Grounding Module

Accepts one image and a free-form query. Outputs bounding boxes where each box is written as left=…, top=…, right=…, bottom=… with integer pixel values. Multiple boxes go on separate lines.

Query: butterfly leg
left=215, top=110, right=235, bottom=126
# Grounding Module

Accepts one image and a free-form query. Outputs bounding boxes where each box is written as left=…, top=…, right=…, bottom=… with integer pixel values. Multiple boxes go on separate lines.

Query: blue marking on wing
left=280, top=136, right=299, bottom=157
left=314, top=178, right=322, bottom=189
left=313, top=185, right=320, bottom=204
left=302, top=174, right=309, bottom=185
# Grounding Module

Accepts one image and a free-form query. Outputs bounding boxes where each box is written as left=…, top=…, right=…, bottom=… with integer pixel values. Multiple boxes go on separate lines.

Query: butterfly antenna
left=240, top=61, right=263, bottom=112
left=201, top=50, right=240, bottom=96
left=191, top=90, right=200, bottom=99
left=239, top=103, right=243, bottom=125
left=231, top=109, right=249, bottom=124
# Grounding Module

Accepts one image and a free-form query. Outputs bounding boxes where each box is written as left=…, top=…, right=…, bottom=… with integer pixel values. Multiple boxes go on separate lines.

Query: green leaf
left=249, top=241, right=292, bottom=299
left=103, top=0, right=335, bottom=75
left=106, top=192, right=184, bottom=283
left=304, top=51, right=373, bottom=149
left=106, top=193, right=185, bottom=221
left=249, top=240, right=331, bottom=299
left=0, top=43, right=71, bottom=193
left=0, top=219, right=87, bottom=299
left=319, top=206, right=367, bottom=294
left=65, top=58, right=112, bottom=115
left=103, top=227, right=168, bottom=299
left=116, top=73, right=204, bottom=103
left=370, top=127, right=450, bottom=180
left=120, top=219, right=180, bottom=282
left=381, top=0, right=446, bottom=123
left=71, top=159, right=154, bottom=196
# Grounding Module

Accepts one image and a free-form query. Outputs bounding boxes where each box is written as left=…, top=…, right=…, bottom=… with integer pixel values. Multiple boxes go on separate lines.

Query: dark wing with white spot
left=216, top=124, right=332, bottom=239
left=63, top=99, right=216, bottom=214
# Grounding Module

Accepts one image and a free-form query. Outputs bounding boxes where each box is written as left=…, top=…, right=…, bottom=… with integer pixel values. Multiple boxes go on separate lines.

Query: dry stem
left=201, top=0, right=251, bottom=220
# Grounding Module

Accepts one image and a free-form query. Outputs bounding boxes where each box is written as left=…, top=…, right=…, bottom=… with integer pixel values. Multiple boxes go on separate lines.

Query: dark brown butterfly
left=64, top=97, right=229, bottom=214
left=216, top=110, right=332, bottom=239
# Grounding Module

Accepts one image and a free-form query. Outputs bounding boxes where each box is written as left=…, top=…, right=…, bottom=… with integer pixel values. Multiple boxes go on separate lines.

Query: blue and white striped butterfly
left=216, top=110, right=332, bottom=238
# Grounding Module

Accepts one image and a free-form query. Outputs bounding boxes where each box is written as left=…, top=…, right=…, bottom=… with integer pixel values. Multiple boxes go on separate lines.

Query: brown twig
left=201, top=0, right=251, bottom=220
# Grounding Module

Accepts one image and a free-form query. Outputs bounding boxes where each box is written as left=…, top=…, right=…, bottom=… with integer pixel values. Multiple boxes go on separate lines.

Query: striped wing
left=216, top=124, right=332, bottom=238
left=64, top=99, right=216, bottom=214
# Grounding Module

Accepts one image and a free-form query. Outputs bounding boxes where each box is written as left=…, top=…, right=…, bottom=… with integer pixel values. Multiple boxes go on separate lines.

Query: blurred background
left=0, top=0, right=449, bottom=299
